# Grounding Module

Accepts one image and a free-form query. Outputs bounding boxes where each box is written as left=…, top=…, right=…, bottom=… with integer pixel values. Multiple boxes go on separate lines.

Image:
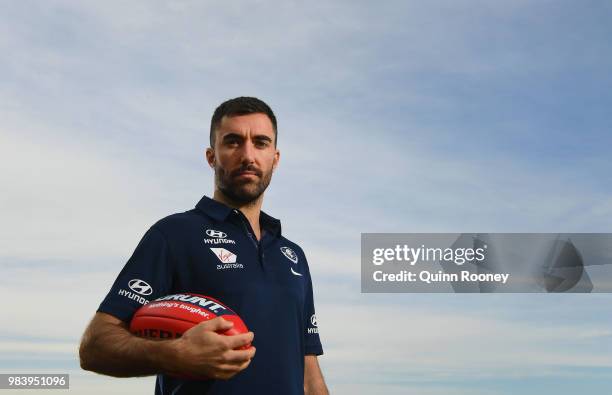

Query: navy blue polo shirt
left=98, top=195, right=323, bottom=394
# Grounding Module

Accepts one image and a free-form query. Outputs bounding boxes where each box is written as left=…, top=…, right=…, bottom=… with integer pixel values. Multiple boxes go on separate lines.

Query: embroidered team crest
left=280, top=246, right=298, bottom=264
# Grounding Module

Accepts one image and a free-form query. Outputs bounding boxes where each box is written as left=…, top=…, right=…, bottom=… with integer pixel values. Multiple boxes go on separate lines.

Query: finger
left=223, top=347, right=256, bottom=364
left=236, top=355, right=253, bottom=371
left=216, top=358, right=253, bottom=377
left=199, top=317, right=234, bottom=332
left=213, top=369, right=238, bottom=380
left=225, top=331, right=254, bottom=349
left=208, top=369, right=233, bottom=381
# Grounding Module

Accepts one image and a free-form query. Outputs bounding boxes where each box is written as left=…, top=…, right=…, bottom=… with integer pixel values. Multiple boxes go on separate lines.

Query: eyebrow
left=254, top=135, right=273, bottom=142
left=221, top=132, right=243, bottom=141
left=221, top=133, right=273, bottom=142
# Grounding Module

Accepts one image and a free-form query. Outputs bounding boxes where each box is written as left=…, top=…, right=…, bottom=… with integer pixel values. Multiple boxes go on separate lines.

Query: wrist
left=150, top=338, right=182, bottom=376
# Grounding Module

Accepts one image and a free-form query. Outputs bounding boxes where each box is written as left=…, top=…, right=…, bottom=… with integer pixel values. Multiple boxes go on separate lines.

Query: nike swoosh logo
left=290, top=267, right=303, bottom=276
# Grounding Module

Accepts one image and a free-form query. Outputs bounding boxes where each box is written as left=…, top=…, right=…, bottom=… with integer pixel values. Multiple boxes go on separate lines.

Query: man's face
left=206, top=113, right=279, bottom=205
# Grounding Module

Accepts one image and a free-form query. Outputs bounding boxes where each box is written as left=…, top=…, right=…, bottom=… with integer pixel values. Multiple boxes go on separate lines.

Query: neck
left=212, top=189, right=264, bottom=240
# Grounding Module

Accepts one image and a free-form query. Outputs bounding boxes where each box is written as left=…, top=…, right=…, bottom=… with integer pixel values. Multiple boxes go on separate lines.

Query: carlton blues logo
left=280, top=246, right=298, bottom=264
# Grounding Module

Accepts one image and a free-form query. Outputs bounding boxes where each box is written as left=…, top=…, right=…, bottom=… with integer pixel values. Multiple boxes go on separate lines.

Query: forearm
left=79, top=315, right=176, bottom=377
left=304, top=380, right=329, bottom=395
left=304, top=377, right=329, bottom=395
left=304, top=355, right=329, bottom=395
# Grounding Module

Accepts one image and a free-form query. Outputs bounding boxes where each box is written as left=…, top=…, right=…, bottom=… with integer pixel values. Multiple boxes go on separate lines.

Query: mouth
left=234, top=170, right=260, bottom=179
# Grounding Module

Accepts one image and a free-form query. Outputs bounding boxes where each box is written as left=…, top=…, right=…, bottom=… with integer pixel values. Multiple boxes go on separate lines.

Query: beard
left=215, top=163, right=273, bottom=205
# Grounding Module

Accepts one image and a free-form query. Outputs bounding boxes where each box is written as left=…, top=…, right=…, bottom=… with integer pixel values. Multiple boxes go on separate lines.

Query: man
left=79, top=97, right=329, bottom=394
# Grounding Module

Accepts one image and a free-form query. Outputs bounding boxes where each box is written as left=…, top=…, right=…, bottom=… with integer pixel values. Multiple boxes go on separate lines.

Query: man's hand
left=79, top=312, right=255, bottom=379
left=169, top=317, right=256, bottom=379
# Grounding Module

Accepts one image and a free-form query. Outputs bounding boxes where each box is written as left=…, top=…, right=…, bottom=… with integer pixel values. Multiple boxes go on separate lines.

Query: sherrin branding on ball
left=130, top=293, right=250, bottom=347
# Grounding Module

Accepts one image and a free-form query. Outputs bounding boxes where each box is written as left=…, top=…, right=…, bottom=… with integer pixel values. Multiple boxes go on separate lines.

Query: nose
left=239, top=140, right=256, bottom=165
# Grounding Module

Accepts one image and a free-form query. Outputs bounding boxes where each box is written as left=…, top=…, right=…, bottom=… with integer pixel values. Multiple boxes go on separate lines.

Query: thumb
left=200, top=317, right=234, bottom=332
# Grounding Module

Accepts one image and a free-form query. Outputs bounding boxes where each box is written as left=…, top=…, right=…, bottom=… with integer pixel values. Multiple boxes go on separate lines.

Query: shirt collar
left=195, top=195, right=233, bottom=222
left=195, top=195, right=282, bottom=237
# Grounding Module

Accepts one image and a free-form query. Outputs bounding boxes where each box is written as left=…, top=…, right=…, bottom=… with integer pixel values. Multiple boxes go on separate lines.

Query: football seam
left=131, top=313, right=212, bottom=325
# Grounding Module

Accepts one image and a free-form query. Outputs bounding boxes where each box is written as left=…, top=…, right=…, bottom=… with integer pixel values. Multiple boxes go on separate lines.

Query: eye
left=254, top=139, right=270, bottom=148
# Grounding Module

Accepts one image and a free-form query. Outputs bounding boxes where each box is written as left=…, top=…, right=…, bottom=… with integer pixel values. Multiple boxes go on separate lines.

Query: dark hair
left=210, top=96, right=278, bottom=147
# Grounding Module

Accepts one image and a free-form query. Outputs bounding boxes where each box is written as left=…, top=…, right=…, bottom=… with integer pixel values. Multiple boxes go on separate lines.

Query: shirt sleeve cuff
left=97, top=303, right=137, bottom=323
left=305, top=344, right=324, bottom=356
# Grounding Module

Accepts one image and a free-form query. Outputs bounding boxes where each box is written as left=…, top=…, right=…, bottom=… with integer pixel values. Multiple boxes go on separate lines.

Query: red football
left=130, top=293, right=249, bottom=346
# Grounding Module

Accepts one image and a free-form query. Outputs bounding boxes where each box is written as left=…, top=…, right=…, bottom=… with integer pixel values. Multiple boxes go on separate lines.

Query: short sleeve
left=97, top=226, right=173, bottom=322
left=303, top=262, right=323, bottom=355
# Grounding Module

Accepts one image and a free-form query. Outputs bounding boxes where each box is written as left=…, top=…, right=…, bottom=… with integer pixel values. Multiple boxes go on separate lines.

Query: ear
left=205, top=147, right=216, bottom=168
left=272, top=149, right=280, bottom=171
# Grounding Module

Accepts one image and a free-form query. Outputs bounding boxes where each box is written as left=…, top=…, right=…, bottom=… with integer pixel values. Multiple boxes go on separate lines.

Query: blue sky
left=1, top=1, right=611, bottom=394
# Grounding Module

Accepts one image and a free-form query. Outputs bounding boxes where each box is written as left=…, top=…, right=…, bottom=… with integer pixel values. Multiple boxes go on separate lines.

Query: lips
left=233, top=168, right=261, bottom=178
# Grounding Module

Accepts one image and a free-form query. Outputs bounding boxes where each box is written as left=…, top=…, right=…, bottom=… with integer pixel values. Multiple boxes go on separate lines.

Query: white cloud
left=316, top=298, right=612, bottom=386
